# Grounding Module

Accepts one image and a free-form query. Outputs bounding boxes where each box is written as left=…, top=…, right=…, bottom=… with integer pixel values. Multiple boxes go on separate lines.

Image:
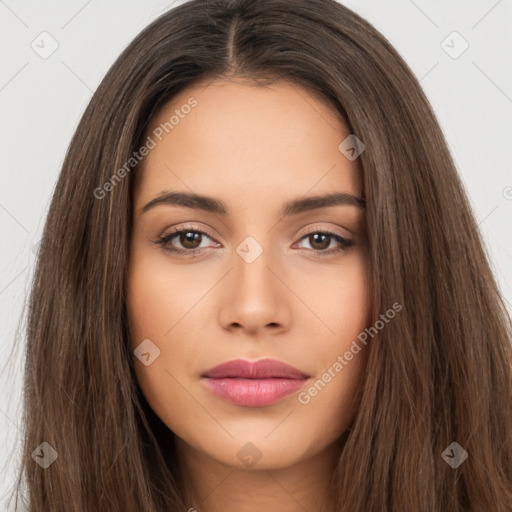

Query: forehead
left=133, top=78, right=362, bottom=212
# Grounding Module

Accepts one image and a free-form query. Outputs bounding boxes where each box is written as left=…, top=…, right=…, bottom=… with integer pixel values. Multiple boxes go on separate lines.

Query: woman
left=12, top=0, right=512, bottom=510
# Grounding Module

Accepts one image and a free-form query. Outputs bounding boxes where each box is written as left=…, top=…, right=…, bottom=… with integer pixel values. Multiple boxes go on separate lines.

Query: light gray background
left=1, top=0, right=511, bottom=508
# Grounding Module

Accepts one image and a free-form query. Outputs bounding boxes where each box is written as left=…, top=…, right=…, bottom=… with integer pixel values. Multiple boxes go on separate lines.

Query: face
left=126, top=78, right=371, bottom=471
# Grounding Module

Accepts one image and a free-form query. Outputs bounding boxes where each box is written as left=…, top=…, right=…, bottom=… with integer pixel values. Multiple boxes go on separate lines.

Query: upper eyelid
left=295, top=223, right=351, bottom=238
left=162, top=225, right=216, bottom=241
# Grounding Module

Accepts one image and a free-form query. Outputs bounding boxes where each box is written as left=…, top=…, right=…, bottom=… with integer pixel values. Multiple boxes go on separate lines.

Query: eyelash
left=154, top=224, right=355, bottom=259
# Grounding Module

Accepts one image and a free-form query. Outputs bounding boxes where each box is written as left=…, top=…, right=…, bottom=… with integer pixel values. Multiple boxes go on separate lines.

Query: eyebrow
left=141, top=190, right=365, bottom=216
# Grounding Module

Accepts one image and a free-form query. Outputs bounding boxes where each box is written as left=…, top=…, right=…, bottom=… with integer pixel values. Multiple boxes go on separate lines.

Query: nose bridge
left=218, top=232, right=290, bottom=332
left=233, top=233, right=279, bottom=300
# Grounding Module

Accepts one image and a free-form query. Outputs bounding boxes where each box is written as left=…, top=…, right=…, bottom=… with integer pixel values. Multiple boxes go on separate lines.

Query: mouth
left=201, top=358, right=311, bottom=407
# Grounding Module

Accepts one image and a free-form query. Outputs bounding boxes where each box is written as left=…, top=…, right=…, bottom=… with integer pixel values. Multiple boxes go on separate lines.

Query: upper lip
left=202, top=358, right=310, bottom=379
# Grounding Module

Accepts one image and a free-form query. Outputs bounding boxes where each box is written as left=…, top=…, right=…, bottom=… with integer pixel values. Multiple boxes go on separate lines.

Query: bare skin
left=126, top=77, right=371, bottom=512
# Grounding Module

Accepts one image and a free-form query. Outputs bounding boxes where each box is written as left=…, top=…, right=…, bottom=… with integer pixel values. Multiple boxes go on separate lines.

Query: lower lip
left=202, top=377, right=308, bottom=407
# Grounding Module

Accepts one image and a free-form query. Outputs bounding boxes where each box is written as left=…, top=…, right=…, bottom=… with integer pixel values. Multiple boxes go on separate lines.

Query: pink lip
left=201, top=358, right=310, bottom=407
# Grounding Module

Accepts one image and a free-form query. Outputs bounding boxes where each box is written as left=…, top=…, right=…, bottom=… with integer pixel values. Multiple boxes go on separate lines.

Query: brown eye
left=307, top=233, right=331, bottom=250
left=178, top=231, right=203, bottom=250
left=295, top=230, right=355, bottom=257
left=155, top=227, right=220, bottom=257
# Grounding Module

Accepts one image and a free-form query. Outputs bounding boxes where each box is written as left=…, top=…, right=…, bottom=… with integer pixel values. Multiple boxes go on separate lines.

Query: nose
left=218, top=243, right=291, bottom=336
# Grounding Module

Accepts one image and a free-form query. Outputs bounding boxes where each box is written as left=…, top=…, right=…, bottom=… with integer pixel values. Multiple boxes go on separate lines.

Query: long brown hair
left=9, top=0, right=512, bottom=510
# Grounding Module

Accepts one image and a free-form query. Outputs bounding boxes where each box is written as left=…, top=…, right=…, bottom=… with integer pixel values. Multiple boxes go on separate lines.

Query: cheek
left=126, top=247, right=210, bottom=428
left=126, top=269, right=183, bottom=436
left=299, top=253, right=371, bottom=341
left=295, top=256, right=371, bottom=427
left=126, top=248, right=203, bottom=348
left=126, top=265, right=169, bottom=350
